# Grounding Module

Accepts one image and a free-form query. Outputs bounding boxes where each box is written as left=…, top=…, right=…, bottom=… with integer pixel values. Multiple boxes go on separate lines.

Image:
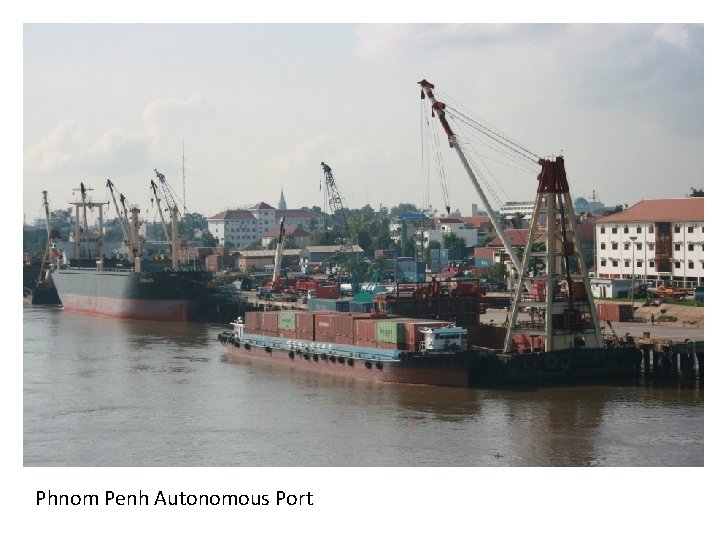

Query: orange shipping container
left=296, top=312, right=315, bottom=334
left=403, top=320, right=454, bottom=351
left=262, top=312, right=278, bottom=332
left=314, top=313, right=336, bottom=336
left=354, top=319, right=377, bottom=343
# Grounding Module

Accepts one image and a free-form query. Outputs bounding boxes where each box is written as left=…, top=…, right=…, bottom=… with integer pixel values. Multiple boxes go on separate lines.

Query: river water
left=23, top=304, right=703, bottom=467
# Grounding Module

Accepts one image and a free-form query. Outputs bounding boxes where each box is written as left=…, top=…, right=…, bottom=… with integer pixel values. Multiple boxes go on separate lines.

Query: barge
left=219, top=313, right=475, bottom=387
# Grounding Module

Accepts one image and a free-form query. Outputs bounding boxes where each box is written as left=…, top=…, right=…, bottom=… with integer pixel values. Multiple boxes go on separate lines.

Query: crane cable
left=421, top=99, right=452, bottom=215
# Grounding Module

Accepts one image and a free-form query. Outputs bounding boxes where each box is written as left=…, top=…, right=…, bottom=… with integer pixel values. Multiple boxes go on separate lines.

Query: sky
left=21, top=22, right=704, bottom=226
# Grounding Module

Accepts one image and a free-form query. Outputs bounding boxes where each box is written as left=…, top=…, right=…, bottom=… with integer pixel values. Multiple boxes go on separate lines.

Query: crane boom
left=106, top=179, right=132, bottom=244
left=270, top=217, right=286, bottom=291
left=321, top=162, right=359, bottom=292
left=418, top=79, right=522, bottom=274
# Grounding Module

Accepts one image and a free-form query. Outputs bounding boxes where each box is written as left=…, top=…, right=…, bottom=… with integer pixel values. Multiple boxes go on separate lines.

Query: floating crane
left=419, top=78, right=602, bottom=353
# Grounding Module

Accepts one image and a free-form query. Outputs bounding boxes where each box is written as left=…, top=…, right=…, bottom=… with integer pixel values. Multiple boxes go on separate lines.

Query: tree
left=179, top=212, right=208, bottom=241
left=477, top=262, right=507, bottom=285
left=49, top=208, right=74, bottom=240
left=201, top=230, right=218, bottom=247
left=424, top=239, right=441, bottom=262
left=512, top=212, right=526, bottom=229
left=690, top=187, right=704, bottom=197
left=103, top=218, right=125, bottom=242
left=388, top=203, right=421, bottom=219
left=443, top=232, right=468, bottom=259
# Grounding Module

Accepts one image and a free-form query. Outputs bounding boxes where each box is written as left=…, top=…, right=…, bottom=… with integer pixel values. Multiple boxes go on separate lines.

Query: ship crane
left=320, top=162, right=358, bottom=292
left=106, top=179, right=141, bottom=267
left=150, top=169, right=180, bottom=270
left=37, top=191, right=59, bottom=284
left=269, top=217, right=286, bottom=292
left=106, top=179, right=132, bottom=246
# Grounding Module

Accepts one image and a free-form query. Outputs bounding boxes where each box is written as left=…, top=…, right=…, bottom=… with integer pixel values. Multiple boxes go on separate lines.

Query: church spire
left=278, top=187, right=287, bottom=210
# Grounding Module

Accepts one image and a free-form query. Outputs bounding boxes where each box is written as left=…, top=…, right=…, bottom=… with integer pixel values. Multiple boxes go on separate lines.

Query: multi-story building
left=208, top=202, right=324, bottom=248
left=422, top=217, right=478, bottom=250
left=595, top=198, right=704, bottom=287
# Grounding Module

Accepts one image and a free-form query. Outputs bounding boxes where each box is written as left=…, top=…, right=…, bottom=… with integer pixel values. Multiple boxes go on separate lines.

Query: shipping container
left=278, top=330, right=298, bottom=339
left=244, top=311, right=263, bottom=331
left=333, top=314, right=355, bottom=337
left=596, top=302, right=634, bottom=322
left=295, top=312, right=315, bottom=334
left=332, top=335, right=354, bottom=346
left=349, top=301, right=373, bottom=313
left=314, top=313, right=336, bottom=337
left=308, top=298, right=350, bottom=312
left=354, top=318, right=377, bottom=343
left=316, top=284, right=340, bottom=299
left=353, top=339, right=378, bottom=349
left=278, top=312, right=296, bottom=331
left=376, top=320, right=405, bottom=344
left=261, top=312, right=278, bottom=332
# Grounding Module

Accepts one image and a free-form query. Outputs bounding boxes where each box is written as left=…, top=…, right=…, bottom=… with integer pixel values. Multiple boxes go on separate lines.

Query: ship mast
left=71, top=183, right=105, bottom=267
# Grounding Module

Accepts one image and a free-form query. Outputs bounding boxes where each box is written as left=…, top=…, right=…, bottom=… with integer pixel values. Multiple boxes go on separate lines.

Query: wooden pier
left=629, top=334, right=704, bottom=380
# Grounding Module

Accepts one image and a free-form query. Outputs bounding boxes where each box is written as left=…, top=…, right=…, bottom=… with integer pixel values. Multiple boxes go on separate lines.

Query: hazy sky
left=22, top=23, right=703, bottom=223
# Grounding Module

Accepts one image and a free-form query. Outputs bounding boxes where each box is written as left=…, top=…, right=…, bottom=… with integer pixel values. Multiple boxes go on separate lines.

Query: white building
left=595, top=198, right=704, bottom=287
left=208, top=202, right=324, bottom=248
left=499, top=201, right=535, bottom=220
left=422, top=218, right=478, bottom=250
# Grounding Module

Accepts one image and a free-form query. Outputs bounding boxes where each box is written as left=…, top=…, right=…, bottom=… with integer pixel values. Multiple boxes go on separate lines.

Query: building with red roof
left=208, top=202, right=324, bottom=248
left=595, top=198, right=703, bottom=286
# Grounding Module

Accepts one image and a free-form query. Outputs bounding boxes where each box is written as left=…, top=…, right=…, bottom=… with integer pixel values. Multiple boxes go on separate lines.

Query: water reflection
left=24, top=305, right=703, bottom=466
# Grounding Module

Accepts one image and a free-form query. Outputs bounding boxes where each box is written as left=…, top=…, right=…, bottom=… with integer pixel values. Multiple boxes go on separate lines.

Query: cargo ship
left=52, top=179, right=213, bottom=322
left=218, top=311, right=478, bottom=387
left=53, top=264, right=213, bottom=321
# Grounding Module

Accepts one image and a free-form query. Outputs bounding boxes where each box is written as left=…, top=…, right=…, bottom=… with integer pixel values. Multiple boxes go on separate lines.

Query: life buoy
left=288, top=351, right=294, bottom=359
left=364, top=361, right=372, bottom=369
left=244, top=343, right=250, bottom=350
left=523, top=356, right=537, bottom=371
left=375, top=362, right=384, bottom=370
left=346, top=358, right=353, bottom=367
left=544, top=355, right=559, bottom=370
left=264, top=346, right=272, bottom=353
left=559, top=355, right=573, bottom=372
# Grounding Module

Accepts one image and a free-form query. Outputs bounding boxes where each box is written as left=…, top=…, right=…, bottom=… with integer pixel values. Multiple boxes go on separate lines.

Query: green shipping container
left=278, top=312, right=296, bottom=331
left=375, top=321, right=405, bottom=344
